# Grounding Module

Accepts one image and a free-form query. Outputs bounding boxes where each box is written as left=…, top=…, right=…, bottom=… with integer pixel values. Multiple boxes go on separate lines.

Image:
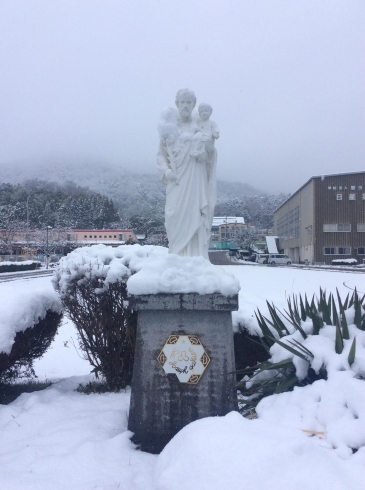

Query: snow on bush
left=332, top=258, right=357, bottom=265
left=0, top=283, right=61, bottom=355
left=0, top=260, right=41, bottom=273
left=239, top=291, right=365, bottom=457
left=55, top=244, right=240, bottom=296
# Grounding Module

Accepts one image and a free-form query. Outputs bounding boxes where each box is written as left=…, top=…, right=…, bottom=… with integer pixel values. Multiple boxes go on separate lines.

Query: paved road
left=0, top=269, right=53, bottom=283
left=208, top=251, right=234, bottom=265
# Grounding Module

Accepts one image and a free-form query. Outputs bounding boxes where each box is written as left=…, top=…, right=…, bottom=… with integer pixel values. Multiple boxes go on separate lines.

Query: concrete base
left=127, top=293, right=238, bottom=454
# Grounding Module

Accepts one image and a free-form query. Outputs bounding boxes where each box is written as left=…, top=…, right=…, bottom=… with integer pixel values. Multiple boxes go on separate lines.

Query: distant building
left=211, top=217, right=245, bottom=244
left=73, top=229, right=137, bottom=245
left=273, top=171, right=365, bottom=264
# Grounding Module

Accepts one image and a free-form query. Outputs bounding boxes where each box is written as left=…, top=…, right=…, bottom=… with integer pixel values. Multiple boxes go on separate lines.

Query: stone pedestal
left=127, top=293, right=238, bottom=454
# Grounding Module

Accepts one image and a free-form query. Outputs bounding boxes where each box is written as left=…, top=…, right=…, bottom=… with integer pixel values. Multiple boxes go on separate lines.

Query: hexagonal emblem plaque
left=157, top=335, right=210, bottom=384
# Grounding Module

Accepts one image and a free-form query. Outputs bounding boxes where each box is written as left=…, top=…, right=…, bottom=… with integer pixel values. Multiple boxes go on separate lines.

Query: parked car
left=256, top=254, right=270, bottom=264
left=238, top=250, right=250, bottom=260
left=258, top=253, right=292, bottom=265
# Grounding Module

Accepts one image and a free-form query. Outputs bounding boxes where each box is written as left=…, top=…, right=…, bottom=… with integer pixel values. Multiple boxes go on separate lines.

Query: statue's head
left=175, top=88, right=196, bottom=118
left=198, top=103, right=213, bottom=121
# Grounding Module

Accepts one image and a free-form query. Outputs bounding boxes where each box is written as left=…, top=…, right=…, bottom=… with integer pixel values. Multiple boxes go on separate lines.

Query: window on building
left=333, top=186, right=337, bottom=190
left=357, top=248, right=365, bottom=255
left=323, top=224, right=351, bottom=232
left=351, top=186, right=356, bottom=190
left=357, top=224, right=365, bottom=232
left=90, top=235, right=92, bottom=238
left=358, top=186, right=363, bottom=190
left=276, top=206, right=300, bottom=242
left=336, top=194, right=342, bottom=200
left=338, top=247, right=351, bottom=255
left=324, top=247, right=351, bottom=255
left=362, top=194, right=365, bottom=200
left=94, top=235, right=97, bottom=238
left=349, top=194, right=356, bottom=200
left=84, top=235, right=87, bottom=238
left=114, top=235, right=116, bottom=238
left=324, top=247, right=336, bottom=255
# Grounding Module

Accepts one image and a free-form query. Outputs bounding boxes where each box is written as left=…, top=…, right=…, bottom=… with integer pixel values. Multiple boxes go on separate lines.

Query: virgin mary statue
left=157, top=89, right=217, bottom=260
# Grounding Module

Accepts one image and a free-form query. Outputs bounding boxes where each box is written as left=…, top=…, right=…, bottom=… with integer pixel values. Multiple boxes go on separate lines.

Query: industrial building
left=273, top=171, right=365, bottom=264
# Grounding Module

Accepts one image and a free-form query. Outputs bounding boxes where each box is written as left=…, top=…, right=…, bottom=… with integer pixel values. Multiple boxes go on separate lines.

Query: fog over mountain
left=0, top=160, right=265, bottom=204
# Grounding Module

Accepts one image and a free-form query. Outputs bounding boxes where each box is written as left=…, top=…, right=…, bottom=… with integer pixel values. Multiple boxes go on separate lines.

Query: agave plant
left=237, top=288, right=365, bottom=416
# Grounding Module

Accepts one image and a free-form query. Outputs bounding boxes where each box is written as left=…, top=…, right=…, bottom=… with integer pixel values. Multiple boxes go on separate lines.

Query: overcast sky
left=0, top=0, right=364, bottom=194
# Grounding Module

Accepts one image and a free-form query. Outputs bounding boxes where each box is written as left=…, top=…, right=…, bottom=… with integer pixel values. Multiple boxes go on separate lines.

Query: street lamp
left=26, top=196, right=30, bottom=258
left=46, top=226, right=52, bottom=269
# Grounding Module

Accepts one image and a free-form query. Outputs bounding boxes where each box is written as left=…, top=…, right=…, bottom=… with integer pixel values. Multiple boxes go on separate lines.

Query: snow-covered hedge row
left=331, top=258, right=357, bottom=265
left=0, top=282, right=62, bottom=382
left=55, top=244, right=240, bottom=296
left=0, top=261, right=41, bottom=273
left=0, top=284, right=62, bottom=355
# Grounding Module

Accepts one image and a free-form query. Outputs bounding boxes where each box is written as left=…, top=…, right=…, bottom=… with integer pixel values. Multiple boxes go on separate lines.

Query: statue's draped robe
left=157, top=121, right=216, bottom=259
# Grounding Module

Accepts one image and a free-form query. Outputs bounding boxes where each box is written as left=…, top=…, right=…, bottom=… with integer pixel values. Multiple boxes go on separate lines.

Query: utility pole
left=46, top=226, right=52, bottom=269
left=26, top=196, right=30, bottom=258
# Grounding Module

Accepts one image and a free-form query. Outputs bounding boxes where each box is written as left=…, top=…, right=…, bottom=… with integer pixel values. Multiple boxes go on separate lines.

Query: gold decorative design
left=200, top=352, right=210, bottom=367
left=157, top=334, right=210, bottom=384
left=188, top=374, right=201, bottom=384
left=166, top=335, right=179, bottom=344
left=188, top=335, right=201, bottom=345
left=157, top=351, right=167, bottom=366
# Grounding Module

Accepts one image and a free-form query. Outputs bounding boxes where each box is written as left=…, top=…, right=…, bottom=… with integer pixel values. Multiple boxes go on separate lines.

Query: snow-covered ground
left=0, top=266, right=364, bottom=490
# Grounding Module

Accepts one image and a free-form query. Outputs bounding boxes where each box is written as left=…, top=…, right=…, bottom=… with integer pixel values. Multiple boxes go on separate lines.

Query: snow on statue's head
left=175, top=88, right=197, bottom=118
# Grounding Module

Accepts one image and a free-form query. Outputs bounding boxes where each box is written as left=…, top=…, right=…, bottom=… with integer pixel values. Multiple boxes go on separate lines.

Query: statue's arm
left=211, top=120, right=220, bottom=139
left=157, top=143, right=172, bottom=184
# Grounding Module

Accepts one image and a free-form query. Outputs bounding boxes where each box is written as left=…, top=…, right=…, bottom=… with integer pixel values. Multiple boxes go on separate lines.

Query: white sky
left=0, top=0, right=364, bottom=194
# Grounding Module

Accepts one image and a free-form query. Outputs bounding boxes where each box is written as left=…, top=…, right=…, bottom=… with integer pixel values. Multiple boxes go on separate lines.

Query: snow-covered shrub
left=0, top=286, right=62, bottom=384
left=238, top=288, right=365, bottom=416
left=53, top=244, right=240, bottom=390
left=331, top=258, right=357, bottom=266
left=52, top=245, right=149, bottom=390
left=0, top=260, right=41, bottom=273
left=234, top=327, right=269, bottom=376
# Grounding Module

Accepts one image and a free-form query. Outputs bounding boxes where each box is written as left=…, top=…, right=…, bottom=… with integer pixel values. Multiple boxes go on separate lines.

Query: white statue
left=157, top=89, right=217, bottom=260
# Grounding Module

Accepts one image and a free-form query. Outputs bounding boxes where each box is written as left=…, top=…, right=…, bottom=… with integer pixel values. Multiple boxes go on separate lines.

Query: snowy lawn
left=0, top=266, right=364, bottom=489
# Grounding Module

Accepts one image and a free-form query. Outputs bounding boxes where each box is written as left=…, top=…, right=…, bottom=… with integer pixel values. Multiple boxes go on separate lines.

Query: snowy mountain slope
left=0, top=160, right=265, bottom=202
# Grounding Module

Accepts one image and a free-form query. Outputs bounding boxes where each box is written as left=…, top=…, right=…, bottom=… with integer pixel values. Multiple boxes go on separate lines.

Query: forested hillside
left=0, top=161, right=288, bottom=236
left=0, top=180, right=119, bottom=230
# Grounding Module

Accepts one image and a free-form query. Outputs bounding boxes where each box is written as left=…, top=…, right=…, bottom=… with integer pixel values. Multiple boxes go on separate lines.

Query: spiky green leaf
left=299, top=295, right=307, bottom=321
left=332, top=295, right=339, bottom=326
left=274, top=374, right=298, bottom=394
left=348, top=337, right=356, bottom=366
left=341, top=312, right=350, bottom=340
left=254, top=311, right=275, bottom=347
left=271, top=337, right=311, bottom=361
left=335, top=321, right=344, bottom=354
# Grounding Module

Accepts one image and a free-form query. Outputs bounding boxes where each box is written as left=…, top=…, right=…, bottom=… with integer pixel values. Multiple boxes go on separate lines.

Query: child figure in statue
left=190, top=103, right=219, bottom=163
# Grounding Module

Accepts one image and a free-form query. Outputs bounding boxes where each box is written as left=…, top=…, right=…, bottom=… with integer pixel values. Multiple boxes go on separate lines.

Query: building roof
left=274, top=170, right=365, bottom=213
left=212, top=217, right=245, bottom=226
